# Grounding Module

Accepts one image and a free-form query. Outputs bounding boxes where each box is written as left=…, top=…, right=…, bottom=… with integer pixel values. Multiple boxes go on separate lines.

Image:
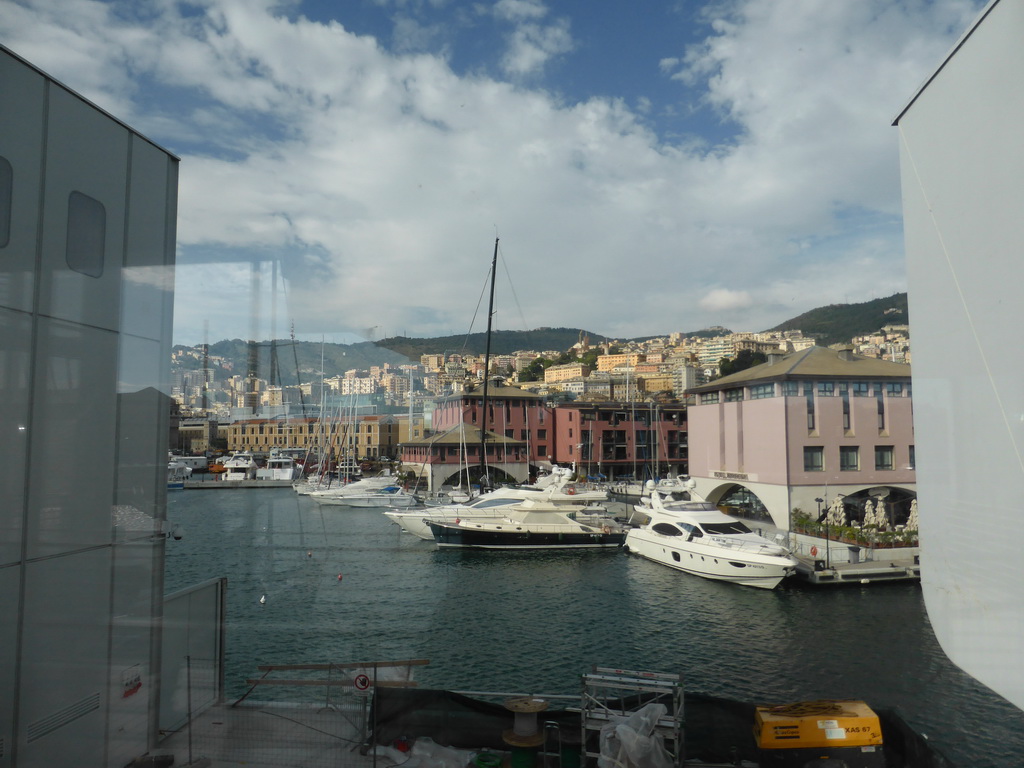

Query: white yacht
left=309, top=473, right=419, bottom=508
left=426, top=497, right=625, bottom=550
left=383, top=469, right=608, bottom=540
left=221, top=451, right=259, bottom=481
left=625, top=484, right=797, bottom=589
left=256, top=453, right=301, bottom=481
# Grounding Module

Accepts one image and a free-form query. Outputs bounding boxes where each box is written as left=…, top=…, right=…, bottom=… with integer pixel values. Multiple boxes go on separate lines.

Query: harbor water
left=165, top=488, right=1024, bottom=767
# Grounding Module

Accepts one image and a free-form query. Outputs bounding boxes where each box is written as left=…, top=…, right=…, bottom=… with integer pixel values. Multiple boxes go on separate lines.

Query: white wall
left=896, top=0, right=1024, bottom=712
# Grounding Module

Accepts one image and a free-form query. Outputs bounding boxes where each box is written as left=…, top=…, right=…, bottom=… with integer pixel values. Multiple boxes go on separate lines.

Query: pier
left=791, top=553, right=920, bottom=585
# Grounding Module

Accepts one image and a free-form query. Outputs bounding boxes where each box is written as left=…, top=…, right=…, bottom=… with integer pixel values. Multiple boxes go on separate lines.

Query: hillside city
left=172, top=323, right=911, bottom=422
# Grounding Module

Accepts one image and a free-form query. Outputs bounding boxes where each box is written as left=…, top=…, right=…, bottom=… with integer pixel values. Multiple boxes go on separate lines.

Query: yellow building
left=596, top=352, right=644, bottom=372
left=544, top=363, right=591, bottom=384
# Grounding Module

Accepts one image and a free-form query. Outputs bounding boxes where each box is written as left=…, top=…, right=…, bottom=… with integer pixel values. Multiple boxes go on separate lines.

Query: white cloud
left=0, top=0, right=984, bottom=347
left=699, top=288, right=753, bottom=313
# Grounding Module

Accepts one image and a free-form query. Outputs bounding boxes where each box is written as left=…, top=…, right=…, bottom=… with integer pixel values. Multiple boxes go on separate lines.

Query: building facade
left=686, top=346, right=915, bottom=530
left=1, top=45, right=178, bottom=766
left=550, top=402, right=688, bottom=480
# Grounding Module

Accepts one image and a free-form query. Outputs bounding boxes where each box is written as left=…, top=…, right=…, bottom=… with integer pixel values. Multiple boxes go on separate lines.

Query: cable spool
left=502, top=696, right=548, bottom=748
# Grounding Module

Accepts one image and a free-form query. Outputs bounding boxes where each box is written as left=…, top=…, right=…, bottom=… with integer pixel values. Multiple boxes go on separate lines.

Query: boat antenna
left=479, top=237, right=498, bottom=491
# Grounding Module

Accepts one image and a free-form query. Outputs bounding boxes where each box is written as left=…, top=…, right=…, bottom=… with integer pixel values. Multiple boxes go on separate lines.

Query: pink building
left=686, top=346, right=915, bottom=529
left=550, top=402, right=688, bottom=481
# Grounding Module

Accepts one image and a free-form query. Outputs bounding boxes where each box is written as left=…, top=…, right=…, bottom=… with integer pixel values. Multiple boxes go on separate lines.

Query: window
left=781, top=381, right=799, bottom=396
left=724, top=388, right=743, bottom=402
left=886, top=382, right=904, bottom=397
left=66, top=190, right=106, bottom=277
left=806, top=390, right=815, bottom=431
left=818, top=382, right=835, bottom=397
left=537, top=429, right=547, bottom=440
left=804, top=446, right=824, bottom=472
left=875, top=445, right=894, bottom=470
left=750, top=383, right=774, bottom=399
left=909, top=445, right=916, bottom=470
left=700, top=392, right=719, bottom=404
left=852, top=381, right=870, bottom=397
left=876, top=384, right=886, bottom=430
left=652, top=523, right=682, bottom=537
left=840, top=446, right=859, bottom=471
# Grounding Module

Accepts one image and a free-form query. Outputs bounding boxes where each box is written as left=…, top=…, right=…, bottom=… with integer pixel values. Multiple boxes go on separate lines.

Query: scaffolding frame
left=580, top=667, right=684, bottom=767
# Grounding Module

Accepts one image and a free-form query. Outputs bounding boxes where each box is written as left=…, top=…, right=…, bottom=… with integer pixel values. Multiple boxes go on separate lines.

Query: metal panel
left=0, top=50, right=44, bottom=314
left=0, top=307, right=30, bottom=567
left=122, top=136, right=175, bottom=344
left=0, top=565, right=20, bottom=768
left=37, top=84, right=128, bottom=332
left=26, top=317, right=118, bottom=559
left=115, top=338, right=171, bottom=527
left=18, top=549, right=111, bottom=767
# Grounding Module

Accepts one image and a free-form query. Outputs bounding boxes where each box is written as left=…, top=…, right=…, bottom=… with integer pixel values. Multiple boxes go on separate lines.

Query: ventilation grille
left=27, top=693, right=100, bottom=743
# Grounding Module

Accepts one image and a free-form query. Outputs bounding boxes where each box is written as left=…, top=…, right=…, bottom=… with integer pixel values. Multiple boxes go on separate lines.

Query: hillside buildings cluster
left=170, top=322, right=911, bottom=419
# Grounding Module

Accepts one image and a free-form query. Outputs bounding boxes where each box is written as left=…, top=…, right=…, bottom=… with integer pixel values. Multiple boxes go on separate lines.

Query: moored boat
left=384, top=467, right=608, bottom=540
left=256, top=452, right=301, bottom=481
left=624, top=482, right=797, bottom=589
left=221, top=451, right=259, bottom=481
left=426, top=497, right=625, bottom=549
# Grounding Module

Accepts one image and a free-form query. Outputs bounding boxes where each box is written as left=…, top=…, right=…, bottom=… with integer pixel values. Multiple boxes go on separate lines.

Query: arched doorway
left=839, top=486, right=917, bottom=527
left=439, top=465, right=517, bottom=489
left=706, top=483, right=773, bottom=524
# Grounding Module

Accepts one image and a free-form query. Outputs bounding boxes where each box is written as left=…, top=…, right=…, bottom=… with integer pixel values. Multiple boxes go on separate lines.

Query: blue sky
left=2, top=0, right=984, bottom=346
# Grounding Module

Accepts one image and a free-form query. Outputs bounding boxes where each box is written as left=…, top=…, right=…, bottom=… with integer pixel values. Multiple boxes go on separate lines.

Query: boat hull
left=428, top=520, right=625, bottom=549
left=315, top=493, right=419, bottom=508
left=624, top=530, right=794, bottom=589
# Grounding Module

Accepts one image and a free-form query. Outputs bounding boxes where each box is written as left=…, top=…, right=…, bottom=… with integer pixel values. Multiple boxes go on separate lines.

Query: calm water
left=165, top=488, right=1024, bottom=766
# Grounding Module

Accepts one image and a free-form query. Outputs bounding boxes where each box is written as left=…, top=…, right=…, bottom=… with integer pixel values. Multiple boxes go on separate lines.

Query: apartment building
left=544, top=362, right=591, bottom=384
left=596, top=352, right=644, bottom=372
left=686, top=346, right=914, bottom=530
left=550, top=402, right=688, bottom=480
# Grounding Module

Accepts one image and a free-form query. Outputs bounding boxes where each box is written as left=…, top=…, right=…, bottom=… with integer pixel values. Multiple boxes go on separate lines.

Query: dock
left=792, top=553, right=920, bottom=585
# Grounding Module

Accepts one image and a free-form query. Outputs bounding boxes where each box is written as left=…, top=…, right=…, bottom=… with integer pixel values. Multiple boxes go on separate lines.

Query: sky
left=2, top=0, right=985, bottom=347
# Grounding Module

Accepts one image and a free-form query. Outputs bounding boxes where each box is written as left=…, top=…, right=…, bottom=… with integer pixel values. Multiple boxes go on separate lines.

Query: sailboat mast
left=479, top=237, right=498, bottom=488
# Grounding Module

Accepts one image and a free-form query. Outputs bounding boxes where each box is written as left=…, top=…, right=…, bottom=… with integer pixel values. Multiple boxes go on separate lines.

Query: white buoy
left=259, top=595, right=266, bottom=604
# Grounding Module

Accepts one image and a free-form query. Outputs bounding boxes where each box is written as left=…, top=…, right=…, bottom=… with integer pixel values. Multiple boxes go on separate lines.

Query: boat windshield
left=701, top=521, right=753, bottom=535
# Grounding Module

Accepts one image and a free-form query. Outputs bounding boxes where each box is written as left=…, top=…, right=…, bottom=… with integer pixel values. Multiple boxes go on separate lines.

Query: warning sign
left=353, top=673, right=371, bottom=692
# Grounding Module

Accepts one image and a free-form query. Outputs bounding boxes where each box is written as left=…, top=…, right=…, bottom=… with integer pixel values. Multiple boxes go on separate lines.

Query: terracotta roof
left=686, top=346, right=911, bottom=393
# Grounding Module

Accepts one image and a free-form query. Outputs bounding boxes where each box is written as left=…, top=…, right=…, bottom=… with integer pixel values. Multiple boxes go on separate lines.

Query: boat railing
left=707, top=536, right=788, bottom=557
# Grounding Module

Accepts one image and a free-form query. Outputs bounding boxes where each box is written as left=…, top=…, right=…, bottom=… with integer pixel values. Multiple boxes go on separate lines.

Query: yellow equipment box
left=755, top=700, right=883, bottom=750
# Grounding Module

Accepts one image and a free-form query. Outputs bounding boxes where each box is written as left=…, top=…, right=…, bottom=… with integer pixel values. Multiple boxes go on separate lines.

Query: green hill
left=766, top=293, right=908, bottom=346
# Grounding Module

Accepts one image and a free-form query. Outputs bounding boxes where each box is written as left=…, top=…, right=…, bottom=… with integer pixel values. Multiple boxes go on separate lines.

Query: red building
left=400, top=378, right=689, bottom=488
left=551, top=402, right=688, bottom=481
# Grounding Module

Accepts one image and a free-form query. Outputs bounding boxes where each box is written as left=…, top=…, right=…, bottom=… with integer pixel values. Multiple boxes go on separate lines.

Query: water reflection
left=165, top=489, right=1024, bottom=766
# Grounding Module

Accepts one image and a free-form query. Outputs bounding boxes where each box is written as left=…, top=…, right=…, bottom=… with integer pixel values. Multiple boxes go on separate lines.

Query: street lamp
left=815, top=497, right=825, bottom=567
